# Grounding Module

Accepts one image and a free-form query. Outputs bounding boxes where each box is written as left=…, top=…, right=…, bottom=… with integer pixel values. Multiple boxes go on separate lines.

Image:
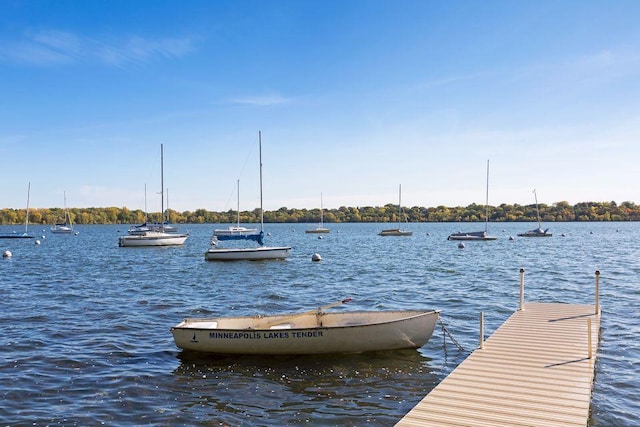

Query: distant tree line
left=1, top=201, right=639, bottom=225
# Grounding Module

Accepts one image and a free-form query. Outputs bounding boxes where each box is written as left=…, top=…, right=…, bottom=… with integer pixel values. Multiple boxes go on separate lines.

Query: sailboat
left=50, top=192, right=74, bottom=234
left=379, top=184, right=413, bottom=236
left=213, top=179, right=259, bottom=236
left=118, top=144, right=188, bottom=247
left=517, top=189, right=552, bottom=237
left=0, top=182, right=34, bottom=239
left=205, top=131, right=291, bottom=261
left=447, top=160, right=497, bottom=241
left=305, top=193, right=330, bottom=234
left=128, top=185, right=180, bottom=235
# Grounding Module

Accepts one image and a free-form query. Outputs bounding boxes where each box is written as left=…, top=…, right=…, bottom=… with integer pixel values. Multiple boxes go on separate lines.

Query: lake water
left=1, top=222, right=638, bottom=426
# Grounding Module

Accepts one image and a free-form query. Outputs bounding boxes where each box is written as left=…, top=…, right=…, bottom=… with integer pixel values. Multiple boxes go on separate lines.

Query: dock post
left=595, top=270, right=600, bottom=315
left=479, top=311, right=485, bottom=349
left=519, top=268, right=525, bottom=311
left=587, top=317, right=593, bottom=360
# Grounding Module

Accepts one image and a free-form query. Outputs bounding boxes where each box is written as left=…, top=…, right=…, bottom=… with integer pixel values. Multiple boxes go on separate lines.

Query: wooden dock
left=396, top=302, right=601, bottom=427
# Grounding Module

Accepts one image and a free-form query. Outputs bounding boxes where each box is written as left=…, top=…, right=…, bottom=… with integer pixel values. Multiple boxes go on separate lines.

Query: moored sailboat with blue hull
left=205, top=131, right=290, bottom=261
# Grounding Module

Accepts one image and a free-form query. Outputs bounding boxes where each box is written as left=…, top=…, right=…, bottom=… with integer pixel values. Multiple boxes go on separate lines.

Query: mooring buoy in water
left=457, top=242, right=465, bottom=249
left=3, top=250, right=12, bottom=258
left=312, top=253, right=322, bottom=262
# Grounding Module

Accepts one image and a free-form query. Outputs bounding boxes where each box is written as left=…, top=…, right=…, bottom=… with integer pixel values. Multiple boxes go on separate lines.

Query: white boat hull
left=51, top=226, right=73, bottom=234
left=517, top=227, right=552, bottom=237
left=172, top=310, right=439, bottom=355
left=118, top=232, right=188, bottom=247
left=379, top=228, right=413, bottom=236
left=448, top=231, right=497, bottom=241
left=204, top=246, right=291, bottom=261
left=305, top=228, right=330, bottom=234
left=214, top=226, right=259, bottom=236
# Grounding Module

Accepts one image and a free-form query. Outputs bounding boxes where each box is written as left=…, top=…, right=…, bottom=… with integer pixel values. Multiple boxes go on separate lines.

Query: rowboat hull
left=204, top=246, right=291, bottom=261
left=118, top=232, right=188, bottom=247
left=172, top=310, right=439, bottom=355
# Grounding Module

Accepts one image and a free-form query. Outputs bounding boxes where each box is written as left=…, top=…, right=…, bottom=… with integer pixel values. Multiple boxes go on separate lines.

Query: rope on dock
left=438, top=318, right=465, bottom=352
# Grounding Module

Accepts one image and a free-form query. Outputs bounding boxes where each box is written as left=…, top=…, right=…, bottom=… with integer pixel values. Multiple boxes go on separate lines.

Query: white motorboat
left=172, top=300, right=439, bottom=355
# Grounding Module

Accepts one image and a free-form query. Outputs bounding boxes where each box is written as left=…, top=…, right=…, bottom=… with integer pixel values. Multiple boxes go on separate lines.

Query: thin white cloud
left=0, top=29, right=198, bottom=67
left=230, top=94, right=291, bottom=106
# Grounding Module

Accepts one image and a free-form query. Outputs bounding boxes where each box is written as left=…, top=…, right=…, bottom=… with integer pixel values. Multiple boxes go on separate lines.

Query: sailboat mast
left=485, top=160, right=490, bottom=233
left=237, top=179, right=240, bottom=228
left=144, top=184, right=148, bottom=223
left=320, top=192, right=324, bottom=227
left=259, top=131, right=264, bottom=232
left=398, top=184, right=402, bottom=226
left=25, top=182, right=31, bottom=233
left=160, top=144, right=164, bottom=230
left=534, top=189, right=541, bottom=228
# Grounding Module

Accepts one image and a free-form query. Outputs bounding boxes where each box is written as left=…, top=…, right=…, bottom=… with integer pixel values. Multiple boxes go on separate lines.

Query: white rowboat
left=172, top=309, right=439, bottom=355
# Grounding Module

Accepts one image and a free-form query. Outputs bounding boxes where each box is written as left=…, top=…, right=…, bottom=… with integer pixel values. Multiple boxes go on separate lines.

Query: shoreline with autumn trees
left=1, top=200, right=638, bottom=225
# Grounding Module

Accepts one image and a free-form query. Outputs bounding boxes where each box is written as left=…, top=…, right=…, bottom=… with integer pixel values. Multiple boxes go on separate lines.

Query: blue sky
left=1, top=0, right=639, bottom=213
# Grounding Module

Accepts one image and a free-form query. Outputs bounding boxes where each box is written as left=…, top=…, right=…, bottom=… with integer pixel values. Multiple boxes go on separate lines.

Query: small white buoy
left=35, top=240, right=41, bottom=245
left=426, top=232, right=430, bottom=236
left=311, top=253, right=322, bottom=262
left=41, top=235, right=46, bottom=239
left=74, top=232, right=79, bottom=235
left=561, top=233, right=566, bottom=237
left=3, top=250, right=12, bottom=258
left=318, top=235, right=323, bottom=239
left=457, top=242, right=465, bottom=249
left=509, top=236, right=514, bottom=241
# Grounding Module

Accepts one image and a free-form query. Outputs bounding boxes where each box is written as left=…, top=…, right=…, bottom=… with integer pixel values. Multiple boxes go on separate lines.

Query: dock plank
left=396, top=302, right=600, bottom=427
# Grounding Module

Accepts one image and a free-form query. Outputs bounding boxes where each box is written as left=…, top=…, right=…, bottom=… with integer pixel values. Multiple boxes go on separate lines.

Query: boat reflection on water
left=172, top=349, right=442, bottom=425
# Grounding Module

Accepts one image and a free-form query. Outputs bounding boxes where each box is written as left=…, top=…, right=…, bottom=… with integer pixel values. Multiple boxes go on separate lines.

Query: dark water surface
left=1, top=222, right=638, bottom=426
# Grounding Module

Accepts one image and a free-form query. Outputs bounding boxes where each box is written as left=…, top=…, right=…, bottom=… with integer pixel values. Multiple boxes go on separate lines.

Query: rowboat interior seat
left=199, top=321, right=218, bottom=329
left=270, top=323, right=292, bottom=330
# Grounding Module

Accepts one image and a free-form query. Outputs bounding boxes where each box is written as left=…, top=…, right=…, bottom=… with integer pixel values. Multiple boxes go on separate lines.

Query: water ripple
left=0, top=222, right=637, bottom=426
